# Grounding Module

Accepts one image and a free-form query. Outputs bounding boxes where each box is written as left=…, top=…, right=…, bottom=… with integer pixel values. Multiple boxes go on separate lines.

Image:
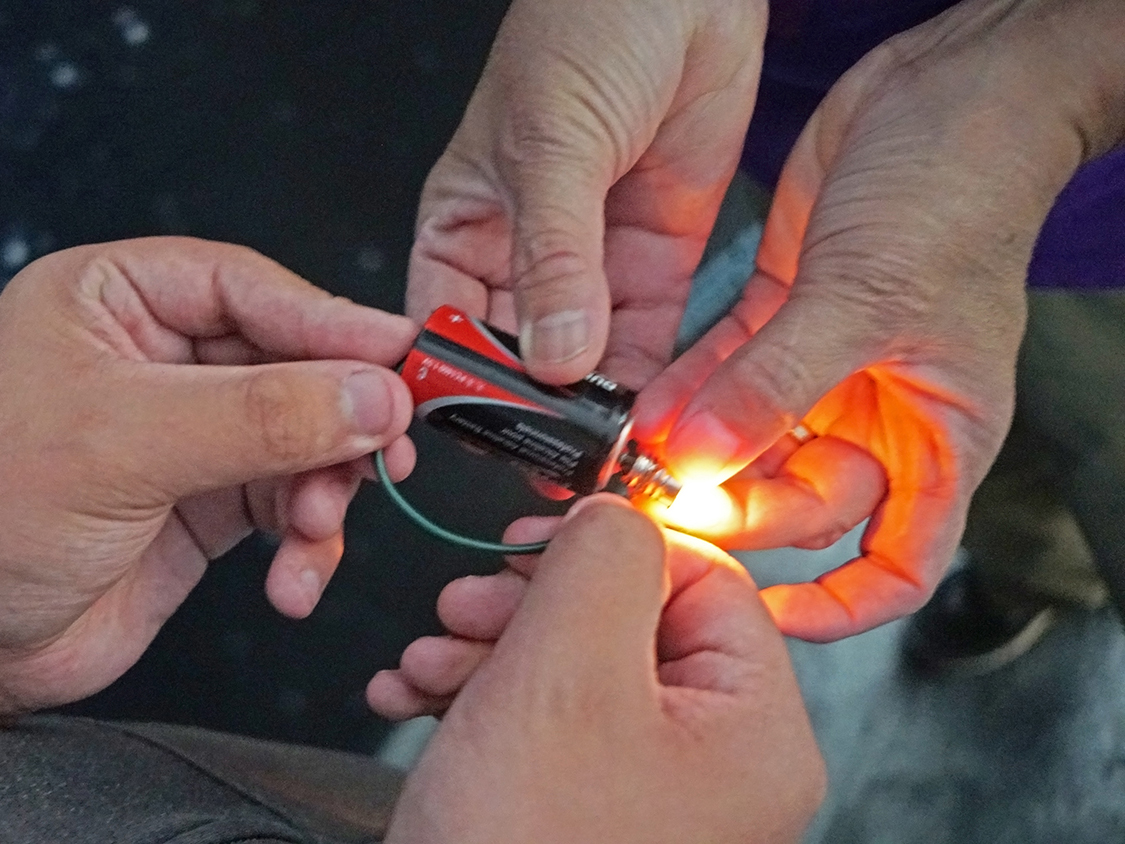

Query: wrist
left=999, top=0, right=1125, bottom=165
left=1030, top=0, right=1125, bottom=158
left=869, top=0, right=1125, bottom=220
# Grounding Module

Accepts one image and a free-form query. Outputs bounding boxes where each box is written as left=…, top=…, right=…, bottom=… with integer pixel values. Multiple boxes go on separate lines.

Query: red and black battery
left=401, top=306, right=680, bottom=502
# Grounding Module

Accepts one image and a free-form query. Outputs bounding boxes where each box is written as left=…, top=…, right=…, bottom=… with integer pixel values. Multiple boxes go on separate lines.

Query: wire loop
left=375, top=451, right=550, bottom=555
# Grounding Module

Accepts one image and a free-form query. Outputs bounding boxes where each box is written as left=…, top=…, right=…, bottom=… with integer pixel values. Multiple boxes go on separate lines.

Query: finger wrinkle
left=807, top=577, right=858, bottom=624
left=431, top=145, right=500, bottom=200
left=599, top=345, right=670, bottom=388
left=663, top=548, right=715, bottom=603
left=862, top=549, right=926, bottom=591
left=171, top=505, right=215, bottom=562
left=79, top=256, right=197, bottom=362
left=193, top=333, right=263, bottom=366
left=727, top=297, right=767, bottom=345
left=872, top=365, right=982, bottom=422
left=609, top=284, right=687, bottom=312
left=784, top=469, right=830, bottom=508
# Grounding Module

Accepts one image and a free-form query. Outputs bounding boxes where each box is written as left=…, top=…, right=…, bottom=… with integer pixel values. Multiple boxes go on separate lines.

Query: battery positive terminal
left=617, top=443, right=682, bottom=505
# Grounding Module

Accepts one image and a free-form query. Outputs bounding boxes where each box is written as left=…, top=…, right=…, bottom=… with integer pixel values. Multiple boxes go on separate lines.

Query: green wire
left=374, top=450, right=550, bottom=555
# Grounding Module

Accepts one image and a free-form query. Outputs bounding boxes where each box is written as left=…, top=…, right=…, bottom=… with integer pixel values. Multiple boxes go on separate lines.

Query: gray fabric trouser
left=0, top=715, right=402, bottom=844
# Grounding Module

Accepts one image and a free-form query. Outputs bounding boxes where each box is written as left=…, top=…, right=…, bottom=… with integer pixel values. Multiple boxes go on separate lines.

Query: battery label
left=416, top=396, right=587, bottom=482
left=402, top=306, right=635, bottom=493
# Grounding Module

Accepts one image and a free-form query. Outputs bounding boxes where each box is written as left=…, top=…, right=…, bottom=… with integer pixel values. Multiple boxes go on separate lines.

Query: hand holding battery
left=0, top=238, right=416, bottom=714
left=406, top=0, right=767, bottom=389
left=391, top=306, right=885, bottom=558
left=398, top=0, right=941, bottom=642
left=383, top=306, right=684, bottom=553
left=374, top=496, right=824, bottom=844
left=398, top=0, right=892, bottom=584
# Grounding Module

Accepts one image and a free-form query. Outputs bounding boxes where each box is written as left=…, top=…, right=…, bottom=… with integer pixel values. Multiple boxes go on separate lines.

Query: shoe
left=901, top=565, right=1056, bottom=677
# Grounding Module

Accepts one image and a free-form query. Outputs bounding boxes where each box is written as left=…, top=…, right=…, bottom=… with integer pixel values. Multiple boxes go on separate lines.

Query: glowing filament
left=658, top=482, right=737, bottom=535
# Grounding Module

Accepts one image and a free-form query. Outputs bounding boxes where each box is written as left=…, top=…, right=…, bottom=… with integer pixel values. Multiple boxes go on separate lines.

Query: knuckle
left=220, top=241, right=267, bottom=264
left=808, top=507, right=860, bottom=551
left=516, top=239, right=592, bottom=302
left=796, top=526, right=848, bottom=552
left=804, top=242, right=936, bottom=328
left=729, top=351, right=811, bottom=430
left=499, top=106, right=573, bottom=169
left=496, top=72, right=622, bottom=178
left=243, top=370, right=332, bottom=463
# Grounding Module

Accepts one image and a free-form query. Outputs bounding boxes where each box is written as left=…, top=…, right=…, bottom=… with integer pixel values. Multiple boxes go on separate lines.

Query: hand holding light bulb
left=369, top=496, right=824, bottom=844
left=642, top=425, right=885, bottom=554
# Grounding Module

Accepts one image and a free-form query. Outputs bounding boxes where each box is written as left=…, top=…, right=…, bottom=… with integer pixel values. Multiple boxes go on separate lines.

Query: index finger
left=66, top=237, right=419, bottom=365
left=760, top=485, right=955, bottom=642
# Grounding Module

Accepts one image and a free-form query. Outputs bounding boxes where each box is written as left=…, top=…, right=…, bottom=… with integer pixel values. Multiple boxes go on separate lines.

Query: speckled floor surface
left=5, top=3, right=1125, bottom=841
left=749, top=541, right=1125, bottom=844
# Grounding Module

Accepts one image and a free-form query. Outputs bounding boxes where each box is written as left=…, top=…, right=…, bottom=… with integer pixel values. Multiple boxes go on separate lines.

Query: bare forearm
left=860, top=0, right=1125, bottom=225
left=1016, top=0, right=1125, bottom=159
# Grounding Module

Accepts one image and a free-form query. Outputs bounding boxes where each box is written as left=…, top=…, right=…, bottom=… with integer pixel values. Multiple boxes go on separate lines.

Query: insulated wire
left=374, top=450, right=550, bottom=555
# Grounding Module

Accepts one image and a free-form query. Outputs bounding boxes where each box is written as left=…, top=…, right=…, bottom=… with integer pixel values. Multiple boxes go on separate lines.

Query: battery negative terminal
left=617, top=443, right=682, bottom=505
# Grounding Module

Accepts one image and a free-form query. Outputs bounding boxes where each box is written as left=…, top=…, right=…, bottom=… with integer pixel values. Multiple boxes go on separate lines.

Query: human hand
left=634, top=0, right=1125, bottom=641
left=369, top=497, right=824, bottom=844
left=0, top=237, right=417, bottom=715
left=406, top=0, right=767, bottom=388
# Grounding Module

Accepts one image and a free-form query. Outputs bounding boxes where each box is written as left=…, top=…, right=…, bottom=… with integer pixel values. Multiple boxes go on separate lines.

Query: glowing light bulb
left=658, top=482, right=737, bottom=535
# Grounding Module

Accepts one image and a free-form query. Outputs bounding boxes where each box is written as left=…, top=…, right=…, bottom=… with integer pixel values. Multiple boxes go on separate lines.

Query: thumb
left=662, top=290, right=872, bottom=481
left=480, top=3, right=654, bottom=384
left=659, top=74, right=883, bottom=482
left=116, top=360, right=413, bottom=501
left=490, top=495, right=668, bottom=687
left=502, top=144, right=613, bottom=384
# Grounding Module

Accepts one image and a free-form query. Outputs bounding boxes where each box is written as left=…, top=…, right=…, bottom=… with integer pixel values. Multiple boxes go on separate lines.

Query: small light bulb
left=657, top=482, right=737, bottom=535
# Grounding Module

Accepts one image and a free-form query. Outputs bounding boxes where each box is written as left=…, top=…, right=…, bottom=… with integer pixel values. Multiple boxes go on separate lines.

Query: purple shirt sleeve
left=743, top=0, right=1125, bottom=289
left=1029, top=146, right=1125, bottom=289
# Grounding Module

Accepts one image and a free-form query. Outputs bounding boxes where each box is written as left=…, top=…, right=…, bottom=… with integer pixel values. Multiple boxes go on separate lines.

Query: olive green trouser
left=966, top=291, right=1125, bottom=614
